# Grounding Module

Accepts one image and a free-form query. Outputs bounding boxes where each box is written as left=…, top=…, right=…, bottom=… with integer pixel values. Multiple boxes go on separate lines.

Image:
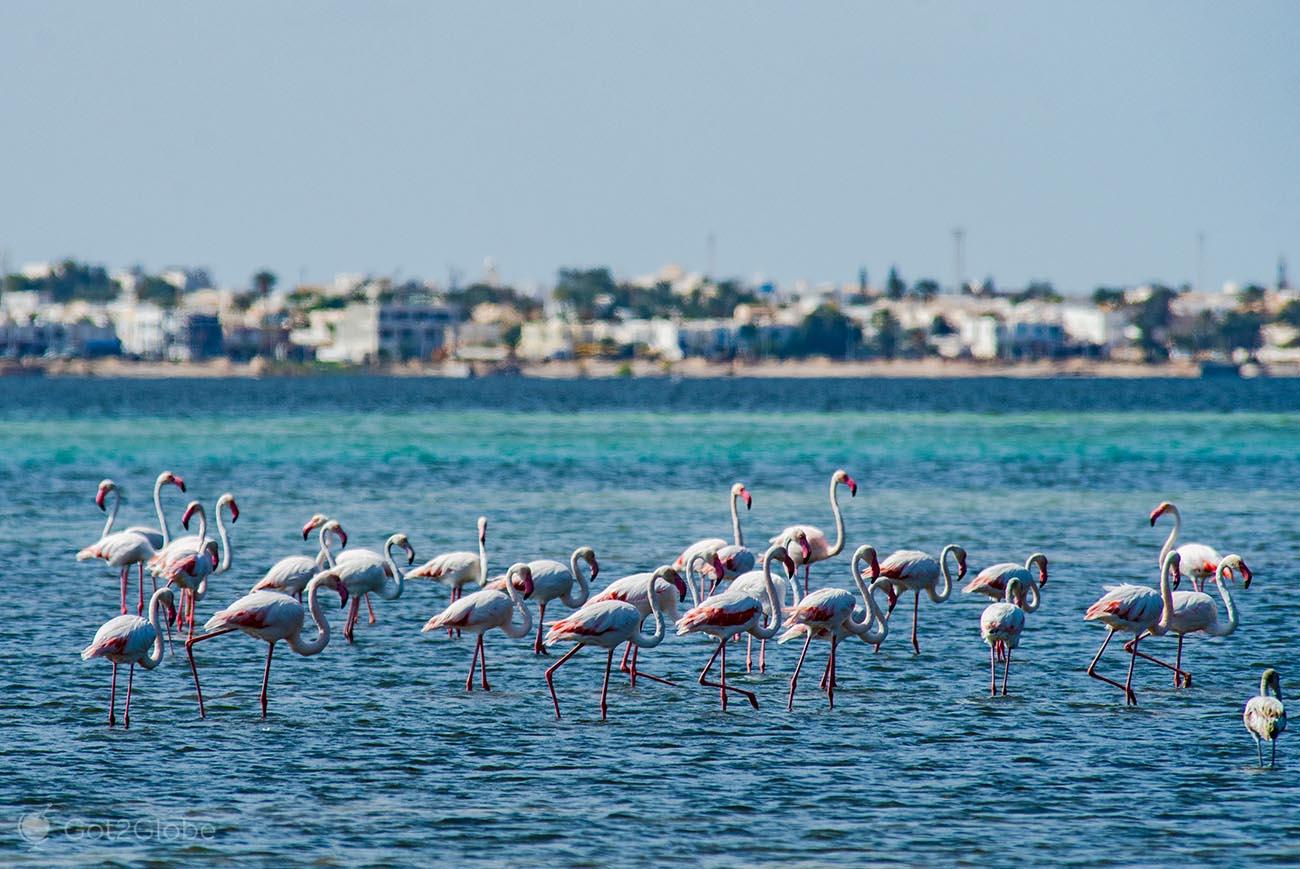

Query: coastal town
left=2, top=257, right=1298, bottom=377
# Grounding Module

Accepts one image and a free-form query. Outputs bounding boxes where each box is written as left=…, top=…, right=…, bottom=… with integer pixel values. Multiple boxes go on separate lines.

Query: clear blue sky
left=1, top=1, right=1296, bottom=294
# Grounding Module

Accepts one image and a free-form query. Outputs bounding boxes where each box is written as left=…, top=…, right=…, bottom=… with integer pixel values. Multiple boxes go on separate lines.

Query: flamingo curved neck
left=1021, top=580, right=1041, bottom=613
left=634, top=572, right=669, bottom=648
left=317, top=525, right=338, bottom=569
left=929, top=546, right=957, bottom=603
left=141, top=590, right=169, bottom=669
left=154, top=475, right=173, bottom=547
left=1150, top=556, right=1178, bottom=635
left=499, top=567, right=532, bottom=639
left=477, top=528, right=488, bottom=586
left=214, top=500, right=233, bottom=574
left=686, top=555, right=709, bottom=605
left=288, top=576, right=331, bottom=656
left=1205, top=562, right=1238, bottom=637
left=1157, top=505, right=1182, bottom=573
left=730, top=490, right=744, bottom=548
left=379, top=539, right=406, bottom=600
left=846, top=556, right=887, bottom=643
left=750, top=557, right=784, bottom=641
left=826, top=477, right=846, bottom=558
left=560, top=548, right=592, bottom=608
left=101, top=487, right=121, bottom=539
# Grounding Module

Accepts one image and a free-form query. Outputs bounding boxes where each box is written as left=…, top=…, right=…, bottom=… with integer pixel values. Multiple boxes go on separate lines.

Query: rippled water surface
left=3, top=377, right=1299, bottom=866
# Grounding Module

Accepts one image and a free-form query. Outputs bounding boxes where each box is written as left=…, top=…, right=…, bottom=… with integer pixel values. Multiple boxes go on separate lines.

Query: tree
left=253, top=270, right=277, bottom=298
left=554, top=267, right=617, bottom=320
left=1130, top=285, right=1177, bottom=361
left=1237, top=284, right=1267, bottom=312
left=929, top=314, right=956, bottom=336
left=791, top=305, right=861, bottom=359
left=1092, top=287, right=1126, bottom=309
left=885, top=266, right=906, bottom=300
left=1010, top=281, right=1062, bottom=304
left=911, top=278, right=940, bottom=301
left=1275, top=299, right=1300, bottom=329
left=1218, top=310, right=1263, bottom=356
left=870, top=309, right=902, bottom=358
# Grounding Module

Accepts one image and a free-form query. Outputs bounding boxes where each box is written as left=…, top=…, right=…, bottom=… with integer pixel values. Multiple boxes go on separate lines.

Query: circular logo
left=17, top=810, right=51, bottom=844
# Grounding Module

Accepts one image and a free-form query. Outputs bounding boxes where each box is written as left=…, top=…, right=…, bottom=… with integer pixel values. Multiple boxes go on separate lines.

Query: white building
left=316, top=302, right=454, bottom=364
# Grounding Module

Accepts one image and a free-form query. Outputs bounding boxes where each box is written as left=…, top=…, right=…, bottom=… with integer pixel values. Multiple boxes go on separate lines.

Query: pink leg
left=989, top=645, right=997, bottom=696
left=1085, top=628, right=1133, bottom=703
left=259, top=642, right=275, bottom=718
left=628, top=644, right=677, bottom=687
left=344, top=597, right=360, bottom=643
left=911, top=590, right=921, bottom=655
left=803, top=564, right=810, bottom=598
left=465, top=635, right=481, bottom=692
left=108, top=662, right=118, bottom=726
left=600, top=646, right=614, bottom=720
left=620, top=642, right=632, bottom=674
left=123, top=663, right=135, bottom=728
left=137, top=563, right=145, bottom=615
left=827, top=635, right=838, bottom=709
left=1001, top=648, right=1012, bottom=696
left=759, top=638, right=767, bottom=673
left=365, top=593, right=376, bottom=625
left=700, top=637, right=758, bottom=710
left=1122, top=634, right=1141, bottom=706
left=533, top=603, right=548, bottom=655
left=1124, top=632, right=1189, bottom=686
left=787, top=632, right=814, bottom=712
left=479, top=636, right=491, bottom=691
left=545, top=643, right=584, bottom=719
left=119, top=568, right=128, bottom=614
left=746, top=635, right=754, bottom=673
left=184, top=627, right=235, bottom=718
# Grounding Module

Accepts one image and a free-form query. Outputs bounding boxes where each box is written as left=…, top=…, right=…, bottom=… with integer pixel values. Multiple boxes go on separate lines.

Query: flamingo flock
left=74, top=472, right=1285, bottom=767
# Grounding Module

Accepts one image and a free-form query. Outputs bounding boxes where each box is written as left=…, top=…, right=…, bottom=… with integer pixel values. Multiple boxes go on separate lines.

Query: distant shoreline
left=4, top=356, right=1279, bottom=379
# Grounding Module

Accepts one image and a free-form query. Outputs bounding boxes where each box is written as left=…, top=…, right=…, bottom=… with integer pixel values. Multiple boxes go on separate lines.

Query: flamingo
left=421, top=562, right=534, bottom=692
left=544, top=565, right=674, bottom=720
left=252, top=518, right=348, bottom=600
left=675, top=544, right=794, bottom=711
left=77, top=530, right=158, bottom=616
left=1126, top=554, right=1251, bottom=688
left=962, top=553, right=1048, bottom=613
left=407, top=516, right=489, bottom=636
left=94, top=471, right=186, bottom=549
left=1151, top=501, right=1225, bottom=590
left=588, top=560, right=704, bottom=687
left=1083, top=550, right=1180, bottom=705
left=328, top=533, right=414, bottom=642
left=875, top=544, right=967, bottom=654
left=675, top=482, right=755, bottom=586
left=980, top=577, right=1028, bottom=696
left=1244, top=668, right=1287, bottom=768
left=485, top=546, right=599, bottom=655
left=183, top=571, right=348, bottom=718
left=770, top=469, right=856, bottom=595
left=81, top=586, right=177, bottom=727
left=155, top=501, right=223, bottom=638
left=780, top=544, right=891, bottom=710
left=152, top=492, right=238, bottom=577
left=706, top=552, right=799, bottom=673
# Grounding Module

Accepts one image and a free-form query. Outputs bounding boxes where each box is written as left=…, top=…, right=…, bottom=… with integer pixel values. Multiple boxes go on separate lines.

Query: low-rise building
left=316, top=302, right=454, bottom=364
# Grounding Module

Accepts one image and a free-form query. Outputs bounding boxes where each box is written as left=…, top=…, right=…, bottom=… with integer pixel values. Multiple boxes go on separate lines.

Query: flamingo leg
left=446, top=586, right=458, bottom=638
left=545, top=643, right=583, bottom=719
left=628, top=642, right=676, bottom=687
left=124, top=663, right=135, bottom=728
left=874, top=587, right=899, bottom=653
left=803, top=564, right=810, bottom=598
left=699, top=638, right=758, bottom=710
left=759, top=638, right=767, bottom=673
left=746, top=635, right=754, bottom=673
left=1256, top=736, right=1264, bottom=767
left=990, top=645, right=997, bottom=696
left=343, top=597, right=360, bottom=644
left=629, top=645, right=638, bottom=688
left=259, top=642, right=275, bottom=718
left=911, top=589, right=921, bottom=655
left=1124, top=631, right=1186, bottom=684
left=465, top=634, right=481, bottom=692
left=480, top=637, right=491, bottom=691
left=1176, top=636, right=1190, bottom=687
left=600, top=646, right=614, bottom=720
left=187, top=595, right=197, bottom=643
left=1122, top=634, right=1141, bottom=705
left=1002, top=648, right=1012, bottom=696
left=365, top=593, right=376, bottom=625
left=787, top=632, right=814, bottom=712
left=184, top=627, right=235, bottom=718
left=819, top=647, right=832, bottom=691
left=533, top=602, right=548, bottom=655
left=1086, top=627, right=1136, bottom=703
left=620, top=642, right=632, bottom=675
left=119, top=568, right=128, bottom=615
left=137, top=563, right=146, bottom=615
left=1271, top=739, right=1277, bottom=768
left=108, top=662, right=118, bottom=726
left=827, top=635, right=838, bottom=709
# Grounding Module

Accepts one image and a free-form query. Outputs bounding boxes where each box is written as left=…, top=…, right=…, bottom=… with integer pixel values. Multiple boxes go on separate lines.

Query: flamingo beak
left=228, top=500, right=240, bottom=522
left=1239, top=561, right=1252, bottom=589
left=1040, top=567, right=1048, bottom=586
left=95, top=487, right=108, bottom=511
left=588, top=556, right=600, bottom=580
left=337, top=582, right=349, bottom=608
left=1172, top=565, right=1182, bottom=589
left=799, top=537, right=812, bottom=563
left=871, top=553, right=881, bottom=578
left=1148, top=504, right=1166, bottom=526
left=523, top=575, right=535, bottom=598
left=712, top=554, right=726, bottom=580
left=404, top=542, right=416, bottom=565
left=958, top=556, right=968, bottom=580
left=845, top=475, right=858, bottom=497
left=781, top=553, right=796, bottom=575
left=672, top=571, right=689, bottom=602
left=741, top=489, right=752, bottom=510
left=181, top=504, right=197, bottom=529
left=165, top=603, right=177, bottom=624
left=336, top=527, right=348, bottom=549
left=301, top=523, right=313, bottom=540
left=172, top=475, right=186, bottom=493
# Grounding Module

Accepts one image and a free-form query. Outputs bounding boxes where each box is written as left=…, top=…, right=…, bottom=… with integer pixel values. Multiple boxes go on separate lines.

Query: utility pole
left=952, top=227, right=965, bottom=294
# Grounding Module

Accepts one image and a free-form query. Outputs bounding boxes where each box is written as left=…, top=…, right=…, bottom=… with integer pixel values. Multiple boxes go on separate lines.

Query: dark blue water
left=3, top=377, right=1298, bottom=866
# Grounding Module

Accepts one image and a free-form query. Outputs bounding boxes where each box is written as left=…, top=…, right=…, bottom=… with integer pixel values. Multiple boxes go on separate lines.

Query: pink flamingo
left=1126, top=554, right=1250, bottom=688
left=543, top=565, right=674, bottom=720
left=252, top=517, right=348, bottom=600
left=94, top=471, right=186, bottom=549
left=588, top=561, right=706, bottom=687
left=1151, top=501, right=1226, bottom=591
left=675, top=482, right=755, bottom=586
left=155, top=501, right=223, bottom=638
left=962, top=553, right=1047, bottom=613
left=675, top=544, right=795, bottom=711
left=327, top=533, right=414, bottom=642
left=81, top=586, right=177, bottom=727
left=407, top=516, right=489, bottom=637
left=980, top=577, right=1027, bottom=696
left=485, top=546, right=599, bottom=655
left=421, top=562, right=533, bottom=691
left=1083, top=550, right=1180, bottom=705
left=183, top=571, right=348, bottom=718
left=1244, top=668, right=1286, bottom=768
left=875, top=544, right=967, bottom=654
left=701, top=551, right=799, bottom=673
left=780, top=544, right=890, bottom=710
left=770, top=469, right=856, bottom=595
left=77, top=530, right=158, bottom=616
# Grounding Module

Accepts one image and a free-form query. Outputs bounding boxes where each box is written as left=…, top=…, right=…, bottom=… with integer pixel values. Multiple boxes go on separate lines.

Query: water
left=2, top=376, right=1298, bottom=866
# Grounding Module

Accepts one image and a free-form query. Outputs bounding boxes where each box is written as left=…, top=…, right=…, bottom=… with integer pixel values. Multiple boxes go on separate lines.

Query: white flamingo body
left=875, top=544, right=966, bottom=654
left=152, top=492, right=237, bottom=577
left=253, top=519, right=346, bottom=598
left=770, top=470, right=856, bottom=595
left=93, top=472, right=185, bottom=551
left=1083, top=550, right=1179, bottom=705
left=589, top=570, right=690, bottom=622
left=76, top=530, right=159, bottom=615
left=1134, top=555, right=1250, bottom=688
left=962, top=553, right=1047, bottom=612
left=1244, top=669, right=1287, bottom=767
left=81, top=586, right=177, bottom=727
left=484, top=547, right=598, bottom=654
left=1151, top=501, right=1224, bottom=589
left=328, top=533, right=413, bottom=641
left=422, top=563, right=533, bottom=692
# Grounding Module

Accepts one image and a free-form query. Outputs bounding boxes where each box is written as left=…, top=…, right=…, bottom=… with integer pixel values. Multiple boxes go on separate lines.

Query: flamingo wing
left=545, top=600, right=638, bottom=645
left=676, top=591, right=761, bottom=635
left=253, top=556, right=318, bottom=593
left=422, top=589, right=510, bottom=632
left=1083, top=584, right=1162, bottom=627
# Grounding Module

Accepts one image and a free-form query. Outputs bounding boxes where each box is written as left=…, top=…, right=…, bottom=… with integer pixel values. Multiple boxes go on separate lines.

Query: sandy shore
left=1, top=355, right=1231, bottom=379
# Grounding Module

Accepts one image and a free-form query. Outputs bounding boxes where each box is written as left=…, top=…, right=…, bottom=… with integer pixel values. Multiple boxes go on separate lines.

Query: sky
left=1, top=1, right=1297, bottom=295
